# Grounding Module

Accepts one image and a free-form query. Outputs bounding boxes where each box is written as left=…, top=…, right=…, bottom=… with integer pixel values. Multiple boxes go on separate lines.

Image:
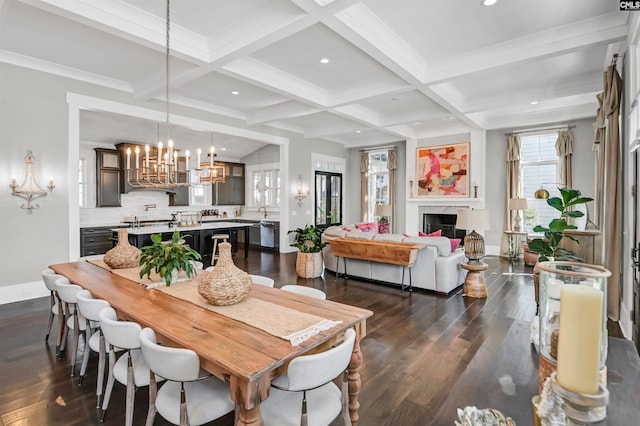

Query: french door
left=315, top=171, right=342, bottom=229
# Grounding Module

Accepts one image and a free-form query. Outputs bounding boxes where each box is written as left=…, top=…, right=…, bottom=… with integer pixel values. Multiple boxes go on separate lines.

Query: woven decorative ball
left=104, top=229, right=141, bottom=269
left=197, top=242, right=252, bottom=306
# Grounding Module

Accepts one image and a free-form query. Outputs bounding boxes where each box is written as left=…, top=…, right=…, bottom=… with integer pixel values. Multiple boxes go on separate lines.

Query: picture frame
left=415, top=142, right=469, bottom=197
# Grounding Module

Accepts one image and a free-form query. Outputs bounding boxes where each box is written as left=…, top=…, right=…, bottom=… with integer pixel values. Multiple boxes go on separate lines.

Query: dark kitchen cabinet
left=80, top=226, right=120, bottom=256
left=213, top=162, right=245, bottom=206
left=95, top=148, right=121, bottom=207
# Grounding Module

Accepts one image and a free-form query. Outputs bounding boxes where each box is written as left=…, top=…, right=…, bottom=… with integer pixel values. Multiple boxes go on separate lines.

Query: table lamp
left=456, top=209, right=490, bottom=265
left=375, top=204, right=392, bottom=234
left=508, top=197, right=528, bottom=231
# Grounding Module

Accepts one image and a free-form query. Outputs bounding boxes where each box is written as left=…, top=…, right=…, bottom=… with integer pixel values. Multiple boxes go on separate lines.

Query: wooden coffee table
left=461, top=262, right=488, bottom=298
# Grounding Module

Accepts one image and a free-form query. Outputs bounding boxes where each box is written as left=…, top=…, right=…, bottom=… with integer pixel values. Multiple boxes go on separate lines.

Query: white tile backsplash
left=80, top=191, right=243, bottom=227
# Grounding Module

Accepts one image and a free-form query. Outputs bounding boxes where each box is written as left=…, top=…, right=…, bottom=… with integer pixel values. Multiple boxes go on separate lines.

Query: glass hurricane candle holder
left=537, top=261, right=610, bottom=392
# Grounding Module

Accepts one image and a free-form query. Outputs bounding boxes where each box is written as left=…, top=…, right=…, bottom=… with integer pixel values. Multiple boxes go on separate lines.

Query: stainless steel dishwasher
left=260, top=221, right=276, bottom=248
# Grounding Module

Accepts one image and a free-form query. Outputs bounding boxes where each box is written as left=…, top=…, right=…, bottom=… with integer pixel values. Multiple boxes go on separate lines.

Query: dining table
left=50, top=260, right=373, bottom=426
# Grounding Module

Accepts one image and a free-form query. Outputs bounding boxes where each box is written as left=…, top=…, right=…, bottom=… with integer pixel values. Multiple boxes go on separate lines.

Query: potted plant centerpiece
left=139, top=230, right=202, bottom=286
left=288, top=224, right=327, bottom=278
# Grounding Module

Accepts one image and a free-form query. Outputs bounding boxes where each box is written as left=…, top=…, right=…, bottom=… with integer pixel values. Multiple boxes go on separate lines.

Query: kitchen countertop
left=119, top=222, right=251, bottom=235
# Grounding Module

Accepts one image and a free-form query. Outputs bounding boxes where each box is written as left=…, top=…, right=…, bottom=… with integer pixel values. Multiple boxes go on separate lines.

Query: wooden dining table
left=50, top=261, right=373, bottom=426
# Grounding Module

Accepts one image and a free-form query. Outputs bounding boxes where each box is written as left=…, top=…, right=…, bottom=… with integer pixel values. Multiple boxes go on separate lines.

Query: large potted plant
left=139, top=230, right=202, bottom=286
left=288, top=224, right=327, bottom=278
left=527, top=187, right=592, bottom=310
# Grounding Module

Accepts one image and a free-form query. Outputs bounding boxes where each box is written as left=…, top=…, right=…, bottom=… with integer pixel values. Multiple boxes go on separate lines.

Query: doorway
left=315, top=171, right=342, bottom=230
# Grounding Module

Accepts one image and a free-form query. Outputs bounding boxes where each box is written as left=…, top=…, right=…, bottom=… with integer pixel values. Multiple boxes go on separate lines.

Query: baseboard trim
left=0, top=281, right=49, bottom=305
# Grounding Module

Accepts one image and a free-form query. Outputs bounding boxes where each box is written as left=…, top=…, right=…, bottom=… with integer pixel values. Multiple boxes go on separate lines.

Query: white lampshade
left=375, top=204, right=392, bottom=217
left=508, top=197, right=528, bottom=211
left=456, top=209, right=490, bottom=231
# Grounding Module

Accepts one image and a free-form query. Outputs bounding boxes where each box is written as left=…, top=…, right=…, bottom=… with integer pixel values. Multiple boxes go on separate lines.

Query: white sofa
left=322, top=226, right=468, bottom=294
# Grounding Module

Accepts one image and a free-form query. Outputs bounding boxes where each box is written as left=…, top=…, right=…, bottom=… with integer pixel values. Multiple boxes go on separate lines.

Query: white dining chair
left=41, top=269, right=64, bottom=353
left=249, top=274, right=275, bottom=288
left=99, top=307, right=161, bottom=426
left=139, top=327, right=235, bottom=426
left=56, top=278, right=92, bottom=376
left=260, top=328, right=356, bottom=426
left=75, top=290, right=112, bottom=408
left=280, top=285, right=327, bottom=300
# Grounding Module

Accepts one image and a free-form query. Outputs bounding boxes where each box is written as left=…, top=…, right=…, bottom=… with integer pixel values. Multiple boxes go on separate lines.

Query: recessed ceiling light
left=320, top=58, right=329, bottom=64
left=355, top=130, right=362, bottom=134
left=231, top=91, right=239, bottom=95
left=221, top=147, right=226, bottom=151
left=530, top=101, right=539, bottom=105
left=391, top=97, right=398, bottom=101
left=445, top=116, right=455, bottom=120
left=482, top=0, right=498, bottom=6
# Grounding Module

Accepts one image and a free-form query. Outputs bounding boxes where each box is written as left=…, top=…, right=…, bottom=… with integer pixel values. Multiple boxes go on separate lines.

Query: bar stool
left=211, top=234, right=229, bottom=265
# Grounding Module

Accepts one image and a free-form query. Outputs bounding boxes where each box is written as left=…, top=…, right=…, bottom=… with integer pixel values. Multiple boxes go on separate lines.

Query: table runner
left=87, top=259, right=341, bottom=345
left=87, top=259, right=189, bottom=288
left=156, top=280, right=341, bottom=346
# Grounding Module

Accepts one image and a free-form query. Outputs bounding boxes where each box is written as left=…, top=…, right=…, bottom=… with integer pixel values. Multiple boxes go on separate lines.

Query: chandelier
left=124, top=0, right=226, bottom=189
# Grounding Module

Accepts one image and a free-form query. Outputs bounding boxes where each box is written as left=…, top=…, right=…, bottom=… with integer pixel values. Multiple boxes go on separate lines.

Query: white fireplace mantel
left=404, top=197, right=485, bottom=234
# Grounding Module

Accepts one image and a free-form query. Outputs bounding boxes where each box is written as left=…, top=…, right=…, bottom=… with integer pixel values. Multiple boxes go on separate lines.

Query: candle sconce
left=294, top=175, right=310, bottom=207
left=9, top=150, right=55, bottom=214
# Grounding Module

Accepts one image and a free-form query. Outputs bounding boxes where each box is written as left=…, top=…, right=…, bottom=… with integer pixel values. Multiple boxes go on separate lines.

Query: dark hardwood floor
left=0, top=250, right=622, bottom=425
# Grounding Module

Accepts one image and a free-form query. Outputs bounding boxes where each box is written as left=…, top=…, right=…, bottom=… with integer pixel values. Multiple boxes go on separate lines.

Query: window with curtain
left=520, top=133, right=559, bottom=233
left=367, top=151, right=389, bottom=221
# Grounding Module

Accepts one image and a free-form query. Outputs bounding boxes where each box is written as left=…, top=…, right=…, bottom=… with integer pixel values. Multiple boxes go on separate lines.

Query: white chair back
left=250, top=274, right=275, bottom=287
left=285, top=328, right=356, bottom=391
left=98, top=307, right=142, bottom=350
left=76, top=290, right=111, bottom=322
left=280, top=285, right=326, bottom=300
left=139, top=328, right=200, bottom=382
left=41, top=268, right=62, bottom=292
left=56, top=279, right=82, bottom=304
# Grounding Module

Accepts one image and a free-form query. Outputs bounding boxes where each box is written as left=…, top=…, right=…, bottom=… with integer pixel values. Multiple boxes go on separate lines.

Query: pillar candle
left=168, top=139, right=173, bottom=165
left=556, top=285, right=603, bottom=394
left=185, top=150, right=190, bottom=170
left=197, top=148, right=201, bottom=169
left=126, top=148, right=131, bottom=169
left=134, top=146, right=140, bottom=169
left=145, top=145, right=150, bottom=171
left=210, top=146, right=215, bottom=168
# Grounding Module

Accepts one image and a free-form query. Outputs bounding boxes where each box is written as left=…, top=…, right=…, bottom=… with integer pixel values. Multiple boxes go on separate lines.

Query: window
left=247, top=164, right=280, bottom=208
left=520, top=133, right=559, bottom=233
left=367, top=151, right=389, bottom=221
left=79, top=158, right=87, bottom=207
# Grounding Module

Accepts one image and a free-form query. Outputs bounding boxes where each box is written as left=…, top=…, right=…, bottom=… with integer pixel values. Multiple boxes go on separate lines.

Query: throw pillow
left=418, top=229, right=442, bottom=237
left=356, top=222, right=377, bottom=233
left=450, top=238, right=462, bottom=251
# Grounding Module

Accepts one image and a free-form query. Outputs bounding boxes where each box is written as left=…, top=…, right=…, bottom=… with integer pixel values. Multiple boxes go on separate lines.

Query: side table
left=504, top=231, right=527, bottom=259
left=461, top=262, right=488, bottom=298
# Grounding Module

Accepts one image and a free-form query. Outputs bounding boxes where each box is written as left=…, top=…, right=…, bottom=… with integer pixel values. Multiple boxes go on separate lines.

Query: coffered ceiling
left=0, top=0, right=629, bottom=155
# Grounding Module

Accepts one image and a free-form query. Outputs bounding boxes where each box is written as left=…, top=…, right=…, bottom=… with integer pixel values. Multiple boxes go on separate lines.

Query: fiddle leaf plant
left=527, top=187, right=592, bottom=262
left=288, top=224, right=327, bottom=253
left=139, top=230, right=201, bottom=286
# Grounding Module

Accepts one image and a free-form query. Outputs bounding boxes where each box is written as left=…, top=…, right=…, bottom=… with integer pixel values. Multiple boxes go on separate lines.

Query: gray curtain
left=388, top=149, right=397, bottom=233
left=360, top=152, right=369, bottom=223
left=501, top=135, right=521, bottom=255
left=593, top=65, right=622, bottom=321
left=556, top=130, right=573, bottom=188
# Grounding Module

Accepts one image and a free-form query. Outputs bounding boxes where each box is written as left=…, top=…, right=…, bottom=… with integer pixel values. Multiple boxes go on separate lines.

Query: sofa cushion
left=373, top=233, right=405, bottom=242
left=403, top=236, right=452, bottom=256
left=345, top=231, right=377, bottom=240
left=324, top=226, right=347, bottom=238
left=419, top=229, right=442, bottom=237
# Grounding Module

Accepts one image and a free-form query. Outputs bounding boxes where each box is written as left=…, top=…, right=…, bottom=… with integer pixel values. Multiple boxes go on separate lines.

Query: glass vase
left=537, top=261, right=610, bottom=392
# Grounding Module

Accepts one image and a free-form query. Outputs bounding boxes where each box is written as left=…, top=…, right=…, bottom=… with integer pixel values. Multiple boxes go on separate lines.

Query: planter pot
left=296, top=252, right=323, bottom=278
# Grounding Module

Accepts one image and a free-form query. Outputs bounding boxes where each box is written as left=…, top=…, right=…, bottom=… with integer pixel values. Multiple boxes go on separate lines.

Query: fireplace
left=423, top=213, right=466, bottom=241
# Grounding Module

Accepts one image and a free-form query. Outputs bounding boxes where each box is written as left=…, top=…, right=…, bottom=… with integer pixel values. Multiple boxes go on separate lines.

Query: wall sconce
left=9, top=150, right=54, bottom=214
left=294, top=175, right=310, bottom=207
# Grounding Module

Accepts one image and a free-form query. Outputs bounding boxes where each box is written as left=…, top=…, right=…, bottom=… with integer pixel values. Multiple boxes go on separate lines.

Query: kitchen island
left=114, top=222, right=250, bottom=266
